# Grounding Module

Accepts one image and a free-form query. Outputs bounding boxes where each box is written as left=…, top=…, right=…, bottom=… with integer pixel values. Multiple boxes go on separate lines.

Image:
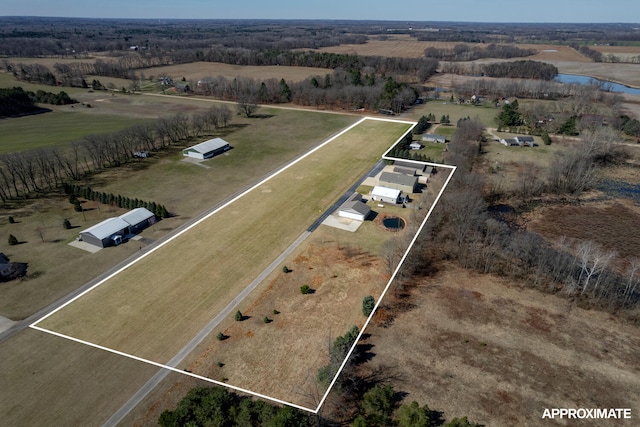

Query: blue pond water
left=556, top=74, right=640, bottom=95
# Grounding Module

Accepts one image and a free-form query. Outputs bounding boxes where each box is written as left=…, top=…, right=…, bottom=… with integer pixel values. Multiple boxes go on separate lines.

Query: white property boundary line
left=28, top=116, right=455, bottom=415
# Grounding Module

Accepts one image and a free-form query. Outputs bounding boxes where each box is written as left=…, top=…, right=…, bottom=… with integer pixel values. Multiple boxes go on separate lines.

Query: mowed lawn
left=37, top=118, right=412, bottom=363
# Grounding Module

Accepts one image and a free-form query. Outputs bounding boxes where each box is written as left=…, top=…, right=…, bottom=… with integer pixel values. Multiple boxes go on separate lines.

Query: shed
left=422, top=133, right=446, bottom=143
left=409, top=142, right=423, bottom=150
left=79, top=217, right=130, bottom=248
left=371, top=186, right=402, bottom=204
left=338, top=193, right=371, bottom=221
left=379, top=172, right=418, bottom=194
left=393, top=166, right=417, bottom=176
left=183, top=138, right=230, bottom=159
left=119, top=207, right=155, bottom=234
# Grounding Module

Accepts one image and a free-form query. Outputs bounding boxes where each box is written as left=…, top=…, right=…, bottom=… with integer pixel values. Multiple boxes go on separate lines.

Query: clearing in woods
left=30, top=117, right=453, bottom=410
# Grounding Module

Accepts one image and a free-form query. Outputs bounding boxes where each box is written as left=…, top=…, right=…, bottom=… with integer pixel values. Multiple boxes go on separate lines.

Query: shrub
left=300, top=284, right=311, bottom=294
left=272, top=309, right=280, bottom=315
left=235, top=310, right=243, bottom=321
left=217, top=362, right=224, bottom=368
left=263, top=316, right=271, bottom=323
left=62, top=219, right=72, bottom=229
left=73, top=199, right=82, bottom=212
left=282, top=266, right=290, bottom=273
left=8, top=216, right=14, bottom=224
left=8, top=234, right=18, bottom=246
left=216, top=332, right=225, bottom=341
left=362, top=295, right=375, bottom=317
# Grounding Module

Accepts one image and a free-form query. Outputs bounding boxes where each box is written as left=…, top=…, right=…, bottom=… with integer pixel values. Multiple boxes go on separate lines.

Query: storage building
left=371, top=186, right=402, bottom=204
left=79, top=217, right=130, bottom=248
left=379, top=172, right=418, bottom=194
left=183, top=138, right=230, bottom=159
left=338, top=193, right=371, bottom=221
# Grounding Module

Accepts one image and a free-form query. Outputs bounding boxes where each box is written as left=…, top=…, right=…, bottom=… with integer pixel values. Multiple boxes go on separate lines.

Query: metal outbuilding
left=371, top=186, right=402, bottom=204
left=183, top=138, right=230, bottom=159
left=79, top=217, right=130, bottom=248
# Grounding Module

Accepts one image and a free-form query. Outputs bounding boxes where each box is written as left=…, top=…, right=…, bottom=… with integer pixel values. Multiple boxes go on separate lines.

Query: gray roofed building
left=394, top=160, right=426, bottom=174
left=183, top=138, right=231, bottom=159
left=79, top=217, right=130, bottom=248
left=393, top=166, right=418, bottom=176
left=338, top=193, right=371, bottom=221
left=422, top=133, right=446, bottom=143
left=379, top=172, right=418, bottom=193
left=119, top=207, right=155, bottom=234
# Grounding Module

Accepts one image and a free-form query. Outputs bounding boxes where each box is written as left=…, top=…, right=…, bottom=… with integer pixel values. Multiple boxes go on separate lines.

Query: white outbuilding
left=338, top=193, right=371, bottom=221
left=183, top=138, right=230, bottom=159
left=371, top=186, right=402, bottom=204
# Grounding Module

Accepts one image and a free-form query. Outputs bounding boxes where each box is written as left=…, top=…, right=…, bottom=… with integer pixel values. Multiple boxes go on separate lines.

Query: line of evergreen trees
left=62, top=183, right=169, bottom=218
left=0, top=87, right=77, bottom=117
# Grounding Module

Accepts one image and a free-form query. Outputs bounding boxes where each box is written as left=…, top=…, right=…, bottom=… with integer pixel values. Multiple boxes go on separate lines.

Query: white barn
left=183, top=138, right=230, bottom=159
left=371, top=186, right=402, bottom=204
left=338, top=193, right=371, bottom=221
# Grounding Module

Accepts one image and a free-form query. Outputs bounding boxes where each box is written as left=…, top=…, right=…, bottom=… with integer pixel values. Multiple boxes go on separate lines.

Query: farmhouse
left=501, top=136, right=536, bottom=147
left=371, top=186, right=403, bottom=204
left=79, top=217, right=130, bottom=248
left=338, top=193, right=371, bottom=221
left=379, top=171, right=418, bottom=194
left=422, top=133, right=446, bottom=143
left=119, top=207, right=155, bottom=234
left=183, top=138, right=230, bottom=159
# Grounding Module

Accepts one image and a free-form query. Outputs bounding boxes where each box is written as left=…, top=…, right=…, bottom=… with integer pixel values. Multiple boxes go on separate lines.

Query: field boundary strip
left=28, top=116, right=456, bottom=415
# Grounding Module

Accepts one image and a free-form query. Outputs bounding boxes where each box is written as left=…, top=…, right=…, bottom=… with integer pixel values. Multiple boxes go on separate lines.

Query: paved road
left=307, top=159, right=386, bottom=232
left=103, top=230, right=312, bottom=426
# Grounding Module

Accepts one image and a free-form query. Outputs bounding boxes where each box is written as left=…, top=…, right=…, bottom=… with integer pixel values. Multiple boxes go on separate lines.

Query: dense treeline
left=481, top=60, right=558, bottom=80
left=419, top=122, right=639, bottom=317
left=450, top=75, right=621, bottom=101
left=0, top=105, right=232, bottom=203
left=424, top=43, right=535, bottom=61
left=2, top=18, right=640, bottom=59
left=0, top=87, right=37, bottom=116
left=62, top=184, right=169, bottom=218
left=0, top=17, right=367, bottom=57
left=570, top=43, right=603, bottom=62
left=0, top=87, right=77, bottom=117
left=158, top=386, right=309, bottom=427
left=196, top=72, right=419, bottom=113
left=5, top=50, right=439, bottom=87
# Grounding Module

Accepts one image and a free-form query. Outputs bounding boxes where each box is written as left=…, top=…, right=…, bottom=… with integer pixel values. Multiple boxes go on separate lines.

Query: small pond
left=382, top=217, right=405, bottom=230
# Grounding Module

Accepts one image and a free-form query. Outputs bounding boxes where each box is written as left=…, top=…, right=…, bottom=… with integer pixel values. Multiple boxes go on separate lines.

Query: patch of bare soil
left=356, top=263, right=640, bottom=426
left=526, top=199, right=640, bottom=262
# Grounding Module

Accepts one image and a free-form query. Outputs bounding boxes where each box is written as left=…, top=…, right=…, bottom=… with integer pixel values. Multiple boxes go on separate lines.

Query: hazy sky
left=2, top=0, right=639, bottom=23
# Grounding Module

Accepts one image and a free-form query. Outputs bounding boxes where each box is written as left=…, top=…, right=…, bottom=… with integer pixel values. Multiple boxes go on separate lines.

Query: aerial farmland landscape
left=1, top=3, right=640, bottom=427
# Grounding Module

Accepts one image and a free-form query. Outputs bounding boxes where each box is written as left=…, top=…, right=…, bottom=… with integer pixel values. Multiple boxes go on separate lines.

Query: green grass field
left=36, top=118, right=412, bottom=363
left=0, top=111, right=146, bottom=154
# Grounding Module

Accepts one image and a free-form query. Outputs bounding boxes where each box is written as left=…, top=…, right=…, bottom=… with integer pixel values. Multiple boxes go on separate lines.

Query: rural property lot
left=32, top=118, right=412, bottom=381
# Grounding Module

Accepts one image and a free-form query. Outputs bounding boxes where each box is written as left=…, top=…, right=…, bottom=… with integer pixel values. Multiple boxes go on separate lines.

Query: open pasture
left=34, top=119, right=412, bottom=365
left=133, top=62, right=331, bottom=83
left=0, top=110, right=145, bottom=154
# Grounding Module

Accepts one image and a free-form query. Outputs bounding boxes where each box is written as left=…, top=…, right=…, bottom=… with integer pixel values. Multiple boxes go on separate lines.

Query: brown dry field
left=354, top=263, right=640, bottom=426
left=311, top=35, right=589, bottom=62
left=526, top=198, right=640, bottom=263
left=188, top=238, right=389, bottom=408
left=136, top=62, right=329, bottom=83
left=591, top=46, right=640, bottom=54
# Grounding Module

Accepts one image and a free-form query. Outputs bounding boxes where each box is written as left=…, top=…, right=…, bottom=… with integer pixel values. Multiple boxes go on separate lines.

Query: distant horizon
left=1, top=0, right=639, bottom=24
left=1, top=16, right=640, bottom=25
